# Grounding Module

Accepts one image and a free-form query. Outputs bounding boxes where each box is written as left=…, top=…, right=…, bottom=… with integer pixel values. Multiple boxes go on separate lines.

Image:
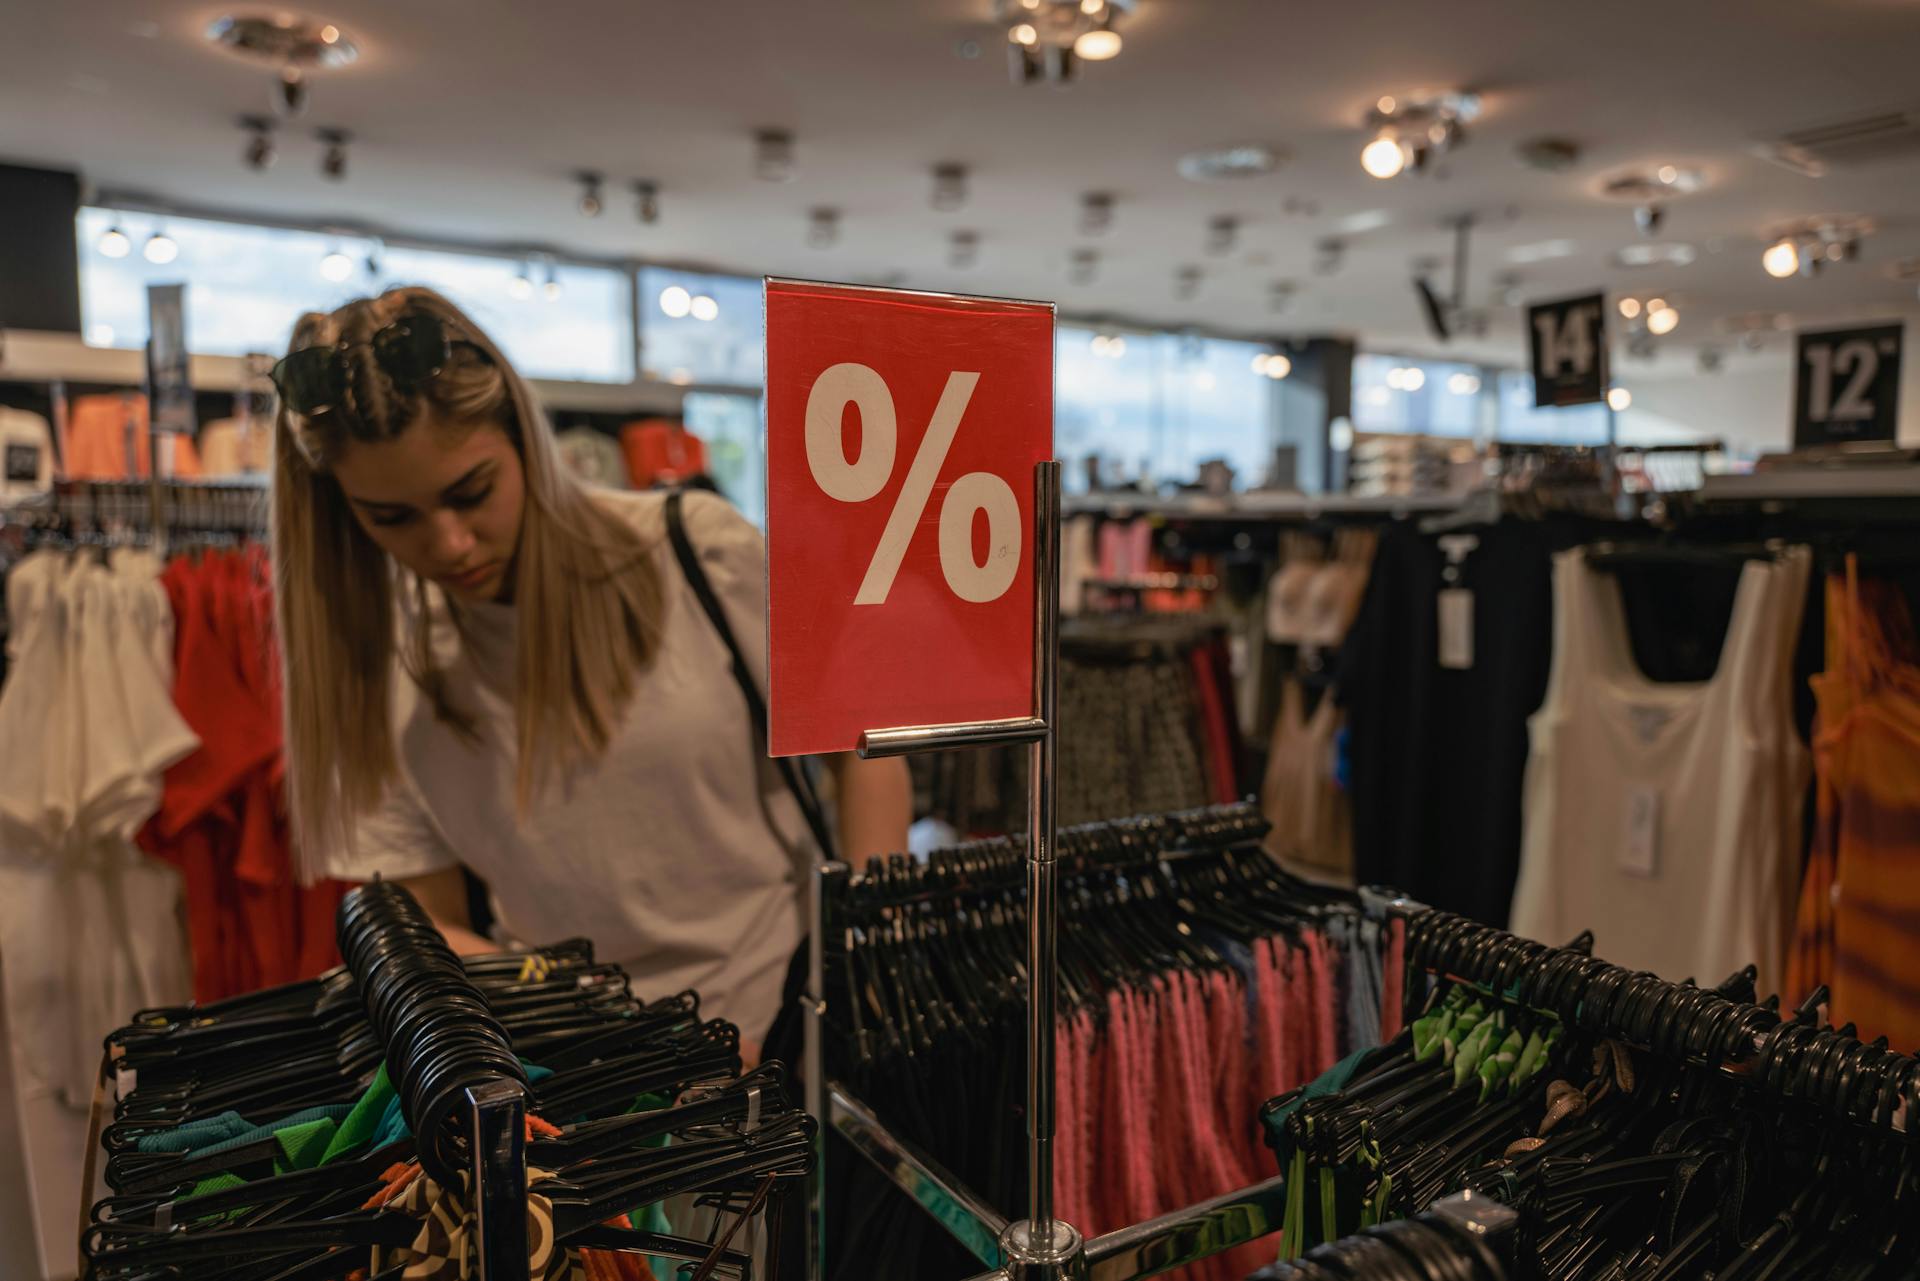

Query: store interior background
left=4, top=1, right=1920, bottom=1276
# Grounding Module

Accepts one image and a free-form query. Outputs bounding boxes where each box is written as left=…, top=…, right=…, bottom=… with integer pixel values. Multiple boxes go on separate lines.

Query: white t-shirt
left=318, top=489, right=813, bottom=1038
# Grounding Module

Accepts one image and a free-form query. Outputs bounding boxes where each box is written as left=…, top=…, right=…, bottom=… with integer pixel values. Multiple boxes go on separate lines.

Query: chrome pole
left=804, top=860, right=844, bottom=1281
left=1024, top=459, right=1064, bottom=1246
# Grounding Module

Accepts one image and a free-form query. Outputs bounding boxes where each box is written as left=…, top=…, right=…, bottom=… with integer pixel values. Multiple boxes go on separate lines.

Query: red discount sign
left=765, top=279, right=1054, bottom=757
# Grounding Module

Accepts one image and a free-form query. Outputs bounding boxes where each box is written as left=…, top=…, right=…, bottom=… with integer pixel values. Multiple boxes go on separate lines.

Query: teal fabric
left=137, top=1104, right=353, bottom=1157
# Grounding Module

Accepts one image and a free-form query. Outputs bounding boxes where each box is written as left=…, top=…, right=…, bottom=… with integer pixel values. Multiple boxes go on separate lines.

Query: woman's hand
left=828, top=753, right=913, bottom=860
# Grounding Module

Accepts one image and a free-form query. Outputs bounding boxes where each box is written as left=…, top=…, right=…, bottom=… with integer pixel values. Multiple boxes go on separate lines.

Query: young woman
left=272, top=286, right=910, bottom=1049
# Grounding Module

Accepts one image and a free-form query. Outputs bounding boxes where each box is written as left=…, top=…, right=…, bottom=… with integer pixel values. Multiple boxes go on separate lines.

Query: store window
left=637, top=267, right=763, bottom=388
left=1352, top=353, right=1491, bottom=440
left=76, top=208, right=635, bottom=383
left=1493, top=371, right=1610, bottom=445
left=685, top=392, right=766, bottom=528
left=1056, top=326, right=1276, bottom=492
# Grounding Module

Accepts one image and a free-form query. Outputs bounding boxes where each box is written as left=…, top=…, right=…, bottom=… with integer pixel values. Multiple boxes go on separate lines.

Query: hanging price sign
left=1528, top=292, right=1608, bottom=408
left=1793, top=322, right=1905, bottom=447
left=764, top=279, right=1054, bottom=757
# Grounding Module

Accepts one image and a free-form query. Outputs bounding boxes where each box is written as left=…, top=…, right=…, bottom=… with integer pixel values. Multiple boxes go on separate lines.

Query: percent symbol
left=805, top=361, right=1022, bottom=606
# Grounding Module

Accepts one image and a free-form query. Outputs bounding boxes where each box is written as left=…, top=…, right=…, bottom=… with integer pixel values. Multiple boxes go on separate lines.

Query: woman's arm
left=827, top=753, right=912, bottom=861
left=396, top=866, right=498, bottom=956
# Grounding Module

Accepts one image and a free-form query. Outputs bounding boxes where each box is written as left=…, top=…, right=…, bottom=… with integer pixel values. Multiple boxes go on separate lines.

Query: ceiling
left=4, top=0, right=1920, bottom=372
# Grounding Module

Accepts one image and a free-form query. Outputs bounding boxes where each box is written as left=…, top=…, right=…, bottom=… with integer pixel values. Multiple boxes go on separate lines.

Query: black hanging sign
left=1528, top=292, right=1608, bottom=408
left=1793, top=322, right=1904, bottom=447
left=146, top=283, right=196, bottom=436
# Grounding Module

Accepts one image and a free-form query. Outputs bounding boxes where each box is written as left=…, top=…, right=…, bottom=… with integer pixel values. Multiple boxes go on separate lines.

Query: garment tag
left=1620, top=787, right=1660, bottom=877
left=1438, top=589, right=1474, bottom=670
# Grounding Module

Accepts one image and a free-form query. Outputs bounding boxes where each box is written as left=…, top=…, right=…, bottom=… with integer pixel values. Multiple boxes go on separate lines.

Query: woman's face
left=331, top=407, right=527, bottom=604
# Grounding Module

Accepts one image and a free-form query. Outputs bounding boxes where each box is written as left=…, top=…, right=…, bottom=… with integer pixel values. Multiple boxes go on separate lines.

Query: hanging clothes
left=65, top=393, right=203, bottom=480
left=1511, top=546, right=1812, bottom=993
left=195, top=415, right=272, bottom=477
left=1260, top=676, right=1351, bottom=880
left=1788, top=560, right=1920, bottom=1048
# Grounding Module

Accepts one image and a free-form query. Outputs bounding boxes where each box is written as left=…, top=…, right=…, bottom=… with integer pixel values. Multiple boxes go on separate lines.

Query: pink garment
left=1073, top=1009, right=1100, bottom=1233
left=1252, top=938, right=1292, bottom=1099
left=1381, top=917, right=1407, bottom=1042
left=1055, top=1019, right=1083, bottom=1234
left=1302, top=930, right=1340, bottom=1079
left=1123, top=986, right=1162, bottom=1228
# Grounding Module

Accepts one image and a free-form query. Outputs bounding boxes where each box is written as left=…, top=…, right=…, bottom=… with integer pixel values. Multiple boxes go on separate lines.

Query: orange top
left=64, top=393, right=203, bottom=480
left=619, top=419, right=706, bottom=488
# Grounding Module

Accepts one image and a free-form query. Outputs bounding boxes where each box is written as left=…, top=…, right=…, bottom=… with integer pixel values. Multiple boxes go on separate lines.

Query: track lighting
left=98, top=225, right=131, bottom=259
left=1647, top=302, right=1679, bottom=336
left=144, top=231, right=179, bottom=265
left=316, top=127, right=350, bottom=181
left=1448, top=372, right=1481, bottom=396
left=1360, top=91, right=1477, bottom=179
left=1608, top=388, right=1632, bottom=412
left=1068, top=248, right=1098, bottom=286
left=365, top=241, right=383, bottom=279
left=689, top=294, right=719, bottom=322
left=1074, top=20, right=1121, bottom=60
left=1761, top=217, right=1872, bottom=280
left=632, top=181, right=660, bottom=224
left=574, top=170, right=604, bottom=217
left=753, top=129, right=796, bottom=183
left=1619, top=297, right=1643, bottom=319
left=658, top=285, right=692, bottom=318
left=1090, top=333, right=1127, bottom=359
left=931, top=163, right=969, bottom=212
left=1314, top=238, right=1346, bottom=277
left=997, top=0, right=1134, bottom=84
left=240, top=115, right=275, bottom=171
left=319, top=248, right=353, bottom=282
left=1174, top=265, right=1202, bottom=300
left=1079, top=192, right=1114, bottom=235
left=949, top=230, right=980, bottom=270
left=1252, top=353, right=1291, bottom=380
left=1205, top=215, right=1239, bottom=257
left=543, top=259, right=562, bottom=302
left=807, top=207, right=840, bottom=250
left=509, top=265, right=534, bottom=301
left=276, top=65, right=307, bottom=117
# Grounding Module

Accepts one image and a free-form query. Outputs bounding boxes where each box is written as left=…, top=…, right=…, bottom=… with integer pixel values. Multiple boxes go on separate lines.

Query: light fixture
left=632, top=180, right=660, bottom=224
left=1314, top=238, right=1346, bottom=276
left=1447, top=372, right=1481, bottom=395
left=1360, top=132, right=1406, bottom=179
left=542, top=259, right=563, bottom=302
left=1177, top=144, right=1284, bottom=182
left=1619, top=297, right=1643, bottom=319
left=86, top=323, right=116, bottom=347
left=1106, top=335, right=1126, bottom=358
left=319, top=248, right=353, bottom=282
left=315, top=127, right=350, bottom=180
left=1205, top=215, right=1239, bottom=257
left=1082, top=0, right=1104, bottom=11
left=240, top=114, right=275, bottom=170
left=1494, top=272, right=1524, bottom=308
left=1269, top=280, right=1296, bottom=313
left=144, top=231, right=179, bottom=265
left=276, top=65, right=307, bottom=117
left=753, top=128, right=796, bottom=182
left=1010, top=22, right=1038, bottom=45
left=1074, top=23, right=1122, bottom=60
left=931, top=163, right=969, bottom=213
left=1402, top=367, right=1426, bottom=392
left=1068, top=248, right=1098, bottom=286
left=689, top=294, right=719, bottom=322
left=206, top=15, right=358, bottom=118
left=806, top=207, right=840, bottom=250
left=574, top=170, right=604, bottom=216
left=1252, top=353, right=1292, bottom=380
left=1647, top=303, right=1679, bottom=336
left=949, top=230, right=980, bottom=270
left=658, top=285, right=692, bottom=319
left=509, top=266, right=534, bottom=301
left=1174, top=266, right=1201, bottom=300
left=1608, top=387, right=1632, bottom=412
left=1360, top=91, right=1479, bottom=179
left=1079, top=192, right=1114, bottom=235
left=1091, top=334, right=1111, bottom=356
left=1762, top=238, right=1800, bottom=279
left=98, top=225, right=131, bottom=259
left=1385, top=367, right=1407, bottom=390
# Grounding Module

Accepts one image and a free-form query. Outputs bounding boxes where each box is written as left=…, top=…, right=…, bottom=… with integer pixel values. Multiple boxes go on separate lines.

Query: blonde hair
left=273, top=286, right=661, bottom=882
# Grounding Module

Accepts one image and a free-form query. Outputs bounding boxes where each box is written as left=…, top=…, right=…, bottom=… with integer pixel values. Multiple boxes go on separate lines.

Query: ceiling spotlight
left=1269, top=280, right=1296, bottom=313
left=1009, top=22, right=1039, bottom=45
left=1174, top=265, right=1202, bottom=300
left=1068, top=247, right=1099, bottom=286
left=1385, top=367, right=1407, bottom=390
left=1634, top=204, right=1664, bottom=236
left=574, top=170, right=604, bottom=216
left=1314, top=237, right=1346, bottom=276
left=1091, top=333, right=1111, bottom=355
left=319, top=248, right=353, bottom=282
left=316, top=127, right=350, bottom=180
left=753, top=128, right=796, bottom=182
left=275, top=65, right=307, bottom=117
left=1448, top=372, right=1481, bottom=395
left=658, top=285, right=692, bottom=318
left=1074, top=22, right=1122, bottom=60
left=949, top=229, right=980, bottom=270
left=509, top=267, right=534, bottom=301
left=1079, top=191, right=1114, bottom=235
left=240, top=114, right=275, bottom=170
left=1494, top=273, right=1524, bottom=308
left=931, top=163, right=970, bottom=213
left=1619, top=297, right=1643, bottom=319
left=1607, top=387, right=1632, bottom=412
left=207, top=14, right=357, bottom=114
left=1082, top=0, right=1104, bottom=11
left=1251, top=353, right=1272, bottom=375
left=1105, top=334, right=1126, bottom=358
left=542, top=259, right=562, bottom=302
left=1252, top=352, right=1292, bottom=380
left=689, top=294, right=719, bottom=322
left=143, top=231, right=179, bottom=265
left=98, top=225, right=131, bottom=259
left=1698, top=347, right=1724, bottom=374
left=1361, top=132, right=1406, bottom=179
left=1205, top=215, right=1239, bottom=256
left=806, top=207, right=840, bottom=250
left=1647, top=304, right=1680, bottom=336
left=632, top=180, right=660, bottom=224
left=1401, top=367, right=1426, bottom=392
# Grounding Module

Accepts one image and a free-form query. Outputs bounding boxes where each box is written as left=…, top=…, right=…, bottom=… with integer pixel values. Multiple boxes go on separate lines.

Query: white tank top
left=1510, top=546, right=1811, bottom=993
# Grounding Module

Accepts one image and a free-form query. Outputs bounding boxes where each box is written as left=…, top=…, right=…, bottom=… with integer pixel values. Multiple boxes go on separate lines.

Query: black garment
left=1338, top=521, right=1556, bottom=927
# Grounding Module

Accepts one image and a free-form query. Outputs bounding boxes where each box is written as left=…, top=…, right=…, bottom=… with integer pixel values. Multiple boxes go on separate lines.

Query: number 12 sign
left=765, top=279, right=1054, bottom=757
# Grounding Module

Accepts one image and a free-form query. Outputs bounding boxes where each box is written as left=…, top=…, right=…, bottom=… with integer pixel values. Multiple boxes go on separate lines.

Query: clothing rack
left=337, top=881, right=533, bottom=1281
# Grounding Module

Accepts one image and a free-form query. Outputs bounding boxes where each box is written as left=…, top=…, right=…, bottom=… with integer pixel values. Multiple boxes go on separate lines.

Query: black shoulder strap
left=664, top=490, right=838, bottom=861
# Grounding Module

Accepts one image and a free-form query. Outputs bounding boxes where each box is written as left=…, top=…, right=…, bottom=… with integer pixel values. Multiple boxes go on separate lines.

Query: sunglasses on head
left=271, top=312, right=472, bottom=417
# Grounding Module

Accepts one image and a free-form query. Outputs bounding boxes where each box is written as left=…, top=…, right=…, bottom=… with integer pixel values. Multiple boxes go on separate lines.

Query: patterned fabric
left=1787, top=562, right=1920, bottom=1049
left=369, top=1165, right=583, bottom=1280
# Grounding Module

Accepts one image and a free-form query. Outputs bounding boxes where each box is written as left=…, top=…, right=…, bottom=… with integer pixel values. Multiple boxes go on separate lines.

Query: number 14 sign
left=764, top=279, right=1054, bottom=757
